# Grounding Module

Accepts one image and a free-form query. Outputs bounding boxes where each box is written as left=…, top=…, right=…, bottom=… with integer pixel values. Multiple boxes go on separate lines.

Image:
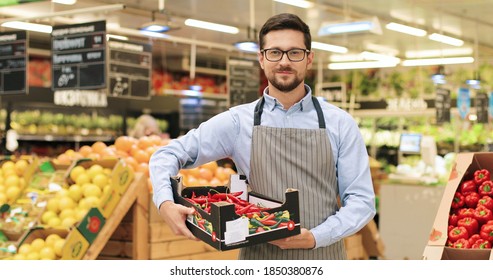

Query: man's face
left=258, top=29, right=314, bottom=93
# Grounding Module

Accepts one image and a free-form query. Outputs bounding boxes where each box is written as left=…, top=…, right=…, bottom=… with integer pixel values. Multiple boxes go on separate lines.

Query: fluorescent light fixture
left=428, top=33, right=464, bottom=46
left=405, top=47, right=473, bottom=58
left=1, top=21, right=52, bottom=33
left=329, top=54, right=364, bottom=62
left=365, top=43, right=399, bottom=56
left=52, top=0, right=76, bottom=4
left=431, top=74, right=446, bottom=85
left=274, top=0, right=314, bottom=9
left=360, top=51, right=400, bottom=63
left=402, top=56, right=474, bottom=66
left=312, top=41, right=347, bottom=53
left=385, top=22, right=426, bottom=37
left=139, top=30, right=170, bottom=38
left=318, top=17, right=381, bottom=36
left=328, top=61, right=398, bottom=70
left=140, top=21, right=171, bottom=33
left=185, top=19, right=239, bottom=34
left=234, top=41, right=259, bottom=52
left=106, top=34, right=128, bottom=41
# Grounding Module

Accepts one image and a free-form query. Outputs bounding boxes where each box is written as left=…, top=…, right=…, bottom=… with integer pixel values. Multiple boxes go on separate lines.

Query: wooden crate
left=99, top=193, right=239, bottom=260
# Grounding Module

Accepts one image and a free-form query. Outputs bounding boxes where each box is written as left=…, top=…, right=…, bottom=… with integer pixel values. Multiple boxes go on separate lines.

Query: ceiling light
left=365, top=43, right=399, bottom=56
left=106, top=34, right=128, bottom=41
left=402, top=56, right=474, bottom=66
left=1, top=21, right=52, bottom=33
left=318, top=17, right=381, bottom=36
left=385, top=22, right=427, bottom=37
left=274, top=0, right=314, bottom=9
left=140, top=21, right=172, bottom=33
left=329, top=54, right=364, bottom=62
left=185, top=19, right=239, bottom=34
left=428, top=33, right=464, bottom=47
left=328, top=61, right=398, bottom=70
left=234, top=41, right=259, bottom=52
left=405, top=47, right=473, bottom=58
left=312, top=41, right=347, bottom=53
left=360, top=51, right=400, bottom=63
left=52, top=0, right=76, bottom=4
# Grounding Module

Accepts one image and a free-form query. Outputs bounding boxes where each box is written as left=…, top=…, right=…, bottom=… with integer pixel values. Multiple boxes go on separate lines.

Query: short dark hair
left=258, top=13, right=311, bottom=50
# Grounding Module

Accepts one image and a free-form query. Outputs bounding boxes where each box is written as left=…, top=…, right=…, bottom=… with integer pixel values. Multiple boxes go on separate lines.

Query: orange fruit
left=188, top=167, right=201, bottom=178
left=136, top=162, right=149, bottom=176
left=214, top=166, right=229, bottom=181
left=91, top=141, right=107, bottom=154
left=199, top=168, right=214, bottom=181
left=148, top=135, right=162, bottom=146
left=133, top=150, right=150, bottom=164
left=124, top=157, right=139, bottom=172
left=201, top=161, right=218, bottom=174
left=114, top=136, right=133, bottom=152
left=78, top=145, right=93, bottom=157
left=137, top=136, right=153, bottom=150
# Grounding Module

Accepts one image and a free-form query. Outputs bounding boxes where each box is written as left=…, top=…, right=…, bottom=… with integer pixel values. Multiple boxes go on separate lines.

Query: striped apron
left=239, top=96, right=346, bottom=260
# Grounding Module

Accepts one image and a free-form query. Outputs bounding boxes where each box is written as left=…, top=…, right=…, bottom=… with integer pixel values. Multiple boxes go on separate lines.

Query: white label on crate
left=224, top=217, right=249, bottom=245
left=230, top=174, right=248, bottom=201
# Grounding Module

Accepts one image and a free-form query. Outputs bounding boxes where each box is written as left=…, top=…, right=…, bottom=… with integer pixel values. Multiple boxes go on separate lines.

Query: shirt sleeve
left=149, top=110, right=239, bottom=209
left=310, top=114, right=376, bottom=248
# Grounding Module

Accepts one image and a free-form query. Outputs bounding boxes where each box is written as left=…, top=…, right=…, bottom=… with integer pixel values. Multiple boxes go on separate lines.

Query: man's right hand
left=159, top=200, right=198, bottom=240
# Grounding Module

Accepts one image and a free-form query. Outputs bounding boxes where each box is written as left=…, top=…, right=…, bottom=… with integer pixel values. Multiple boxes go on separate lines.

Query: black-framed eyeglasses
left=261, top=48, right=310, bottom=62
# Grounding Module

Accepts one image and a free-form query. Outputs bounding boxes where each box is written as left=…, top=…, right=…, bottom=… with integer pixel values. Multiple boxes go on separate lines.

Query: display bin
left=171, top=176, right=300, bottom=251
left=423, top=152, right=493, bottom=260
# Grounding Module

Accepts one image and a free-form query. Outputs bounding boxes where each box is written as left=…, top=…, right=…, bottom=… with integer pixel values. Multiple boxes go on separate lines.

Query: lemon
left=41, top=210, right=58, bottom=224
left=55, top=188, right=69, bottom=198
left=69, top=166, right=86, bottom=182
left=58, top=196, right=76, bottom=210
left=5, top=186, right=21, bottom=201
left=26, top=251, right=40, bottom=260
left=45, top=234, right=62, bottom=247
left=39, top=246, right=56, bottom=260
left=13, top=253, right=27, bottom=260
left=59, top=208, right=76, bottom=221
left=14, top=159, right=29, bottom=176
left=0, top=192, right=6, bottom=205
left=75, top=173, right=91, bottom=186
left=84, top=196, right=100, bottom=208
left=87, top=164, right=104, bottom=179
left=67, top=184, right=83, bottom=202
left=61, top=216, right=77, bottom=228
left=1, top=161, right=15, bottom=172
left=30, top=238, right=45, bottom=252
left=92, top=173, right=109, bottom=189
left=4, top=175, right=20, bottom=187
left=75, top=208, right=88, bottom=220
left=46, top=197, right=60, bottom=213
left=53, top=239, right=65, bottom=257
left=83, top=183, right=102, bottom=198
left=17, top=243, right=32, bottom=255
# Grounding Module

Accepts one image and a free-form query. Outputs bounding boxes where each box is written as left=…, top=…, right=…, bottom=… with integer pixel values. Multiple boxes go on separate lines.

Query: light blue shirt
left=149, top=85, right=376, bottom=248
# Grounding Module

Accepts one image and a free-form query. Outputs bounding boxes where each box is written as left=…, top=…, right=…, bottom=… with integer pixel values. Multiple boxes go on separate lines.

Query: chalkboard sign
left=0, top=31, right=27, bottom=94
left=228, top=58, right=259, bottom=107
left=475, top=91, right=489, bottom=124
left=51, top=20, right=106, bottom=91
left=107, top=39, right=152, bottom=99
left=435, top=87, right=451, bottom=124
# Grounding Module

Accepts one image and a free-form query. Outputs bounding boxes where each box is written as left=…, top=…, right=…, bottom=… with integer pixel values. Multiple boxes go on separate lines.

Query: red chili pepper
left=457, top=217, right=479, bottom=236
left=259, top=219, right=279, bottom=226
left=474, top=169, right=491, bottom=186
left=480, top=223, right=493, bottom=242
left=449, top=213, right=460, bottom=226
left=477, top=196, right=493, bottom=210
left=256, top=227, right=265, bottom=233
left=471, top=239, right=491, bottom=249
left=474, top=206, right=493, bottom=224
left=448, top=226, right=469, bottom=243
left=452, top=238, right=470, bottom=249
left=236, top=204, right=253, bottom=215
left=478, top=180, right=493, bottom=197
left=460, top=180, right=477, bottom=196
left=465, top=192, right=480, bottom=208
left=451, top=192, right=465, bottom=209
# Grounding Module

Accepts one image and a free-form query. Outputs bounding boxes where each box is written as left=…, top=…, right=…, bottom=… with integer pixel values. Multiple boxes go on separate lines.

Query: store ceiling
left=1, top=0, right=493, bottom=66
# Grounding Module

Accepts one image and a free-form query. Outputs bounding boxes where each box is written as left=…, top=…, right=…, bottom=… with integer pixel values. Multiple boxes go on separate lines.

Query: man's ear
left=306, top=50, right=314, bottom=70
left=258, top=51, right=264, bottom=69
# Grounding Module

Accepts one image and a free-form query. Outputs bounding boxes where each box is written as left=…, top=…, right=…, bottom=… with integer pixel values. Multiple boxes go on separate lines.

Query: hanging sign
left=475, top=91, right=489, bottom=123
left=51, top=20, right=106, bottom=91
left=107, top=38, right=152, bottom=99
left=435, top=87, right=451, bottom=124
left=228, top=58, right=259, bottom=107
left=0, top=31, right=27, bottom=94
left=457, top=87, right=470, bottom=120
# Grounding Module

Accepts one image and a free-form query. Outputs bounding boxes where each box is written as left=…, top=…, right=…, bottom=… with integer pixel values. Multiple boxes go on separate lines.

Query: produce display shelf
left=17, top=134, right=115, bottom=142
left=83, top=172, right=149, bottom=260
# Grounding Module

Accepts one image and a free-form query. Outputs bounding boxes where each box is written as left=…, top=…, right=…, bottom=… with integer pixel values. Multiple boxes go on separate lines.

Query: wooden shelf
left=83, top=172, right=149, bottom=260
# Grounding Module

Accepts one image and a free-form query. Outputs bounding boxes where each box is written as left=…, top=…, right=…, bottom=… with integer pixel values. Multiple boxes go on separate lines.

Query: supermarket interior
left=1, top=0, right=493, bottom=261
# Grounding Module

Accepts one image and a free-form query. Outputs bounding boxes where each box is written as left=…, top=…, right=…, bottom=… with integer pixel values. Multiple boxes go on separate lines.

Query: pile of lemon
left=40, top=164, right=112, bottom=228
left=0, top=159, right=29, bottom=205
left=8, top=233, right=66, bottom=260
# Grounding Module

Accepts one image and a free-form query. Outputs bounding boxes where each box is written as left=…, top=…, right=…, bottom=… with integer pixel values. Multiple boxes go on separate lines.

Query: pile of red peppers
left=448, top=168, right=493, bottom=249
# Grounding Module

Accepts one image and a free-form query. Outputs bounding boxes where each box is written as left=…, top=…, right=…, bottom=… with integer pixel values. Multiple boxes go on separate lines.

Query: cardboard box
left=18, top=227, right=90, bottom=260
left=77, top=207, right=106, bottom=244
left=171, top=176, right=301, bottom=251
left=423, top=152, right=493, bottom=260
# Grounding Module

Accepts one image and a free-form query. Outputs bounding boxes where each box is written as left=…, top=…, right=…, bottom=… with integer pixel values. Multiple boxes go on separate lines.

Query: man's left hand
left=269, top=228, right=315, bottom=249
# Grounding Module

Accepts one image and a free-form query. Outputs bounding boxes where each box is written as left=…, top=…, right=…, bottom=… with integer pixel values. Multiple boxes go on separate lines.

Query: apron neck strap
left=254, top=96, right=326, bottom=129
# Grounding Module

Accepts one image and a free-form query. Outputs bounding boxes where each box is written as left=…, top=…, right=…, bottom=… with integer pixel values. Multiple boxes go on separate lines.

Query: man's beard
left=268, top=68, right=304, bottom=92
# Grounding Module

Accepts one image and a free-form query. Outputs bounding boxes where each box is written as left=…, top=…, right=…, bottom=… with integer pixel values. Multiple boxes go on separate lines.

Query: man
left=149, top=13, right=375, bottom=260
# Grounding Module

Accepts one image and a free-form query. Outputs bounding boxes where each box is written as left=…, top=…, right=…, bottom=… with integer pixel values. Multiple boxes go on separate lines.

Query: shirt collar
left=262, top=84, right=313, bottom=112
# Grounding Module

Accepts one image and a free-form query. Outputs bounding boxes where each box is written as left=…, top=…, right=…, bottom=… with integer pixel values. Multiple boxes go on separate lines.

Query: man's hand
left=269, top=228, right=315, bottom=249
left=159, top=200, right=198, bottom=240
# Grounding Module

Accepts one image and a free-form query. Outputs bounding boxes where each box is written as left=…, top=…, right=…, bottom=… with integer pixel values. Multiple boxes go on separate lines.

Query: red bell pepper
left=471, top=239, right=491, bottom=249
left=452, top=238, right=470, bottom=249
left=458, top=208, right=475, bottom=219
left=465, top=192, right=480, bottom=208
left=478, top=196, right=493, bottom=210
left=478, top=180, right=493, bottom=197
left=448, top=225, right=454, bottom=233
left=457, top=217, right=479, bottom=236
left=448, top=213, right=460, bottom=226
left=479, top=223, right=493, bottom=242
left=460, top=180, right=477, bottom=195
left=474, top=169, right=490, bottom=186
left=469, top=233, right=481, bottom=245
left=473, top=206, right=493, bottom=224
left=448, top=226, right=469, bottom=242
left=451, top=192, right=465, bottom=209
